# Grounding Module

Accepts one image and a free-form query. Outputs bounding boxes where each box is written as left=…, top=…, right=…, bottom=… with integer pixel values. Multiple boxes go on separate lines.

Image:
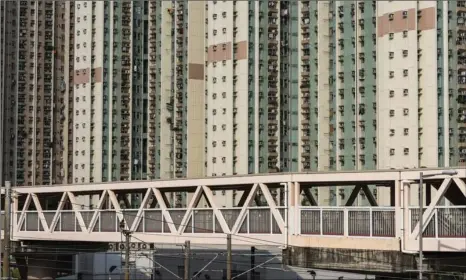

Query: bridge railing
left=409, top=206, right=466, bottom=238
left=14, top=207, right=287, bottom=235
left=299, top=207, right=396, bottom=237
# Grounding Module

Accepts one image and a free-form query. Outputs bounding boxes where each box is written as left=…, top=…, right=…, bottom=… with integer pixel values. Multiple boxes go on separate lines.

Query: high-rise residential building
left=2, top=0, right=466, bottom=207
left=0, top=1, right=72, bottom=187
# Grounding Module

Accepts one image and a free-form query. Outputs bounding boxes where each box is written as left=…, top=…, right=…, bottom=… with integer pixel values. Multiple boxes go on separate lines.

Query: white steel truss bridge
left=4, top=168, right=466, bottom=253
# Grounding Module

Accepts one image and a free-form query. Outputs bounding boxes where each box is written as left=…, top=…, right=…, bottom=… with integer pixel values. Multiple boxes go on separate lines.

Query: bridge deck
left=5, top=168, right=466, bottom=252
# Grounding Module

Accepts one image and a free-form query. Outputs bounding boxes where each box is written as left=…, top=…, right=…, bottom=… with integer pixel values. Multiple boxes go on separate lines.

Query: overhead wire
left=11, top=200, right=466, bottom=278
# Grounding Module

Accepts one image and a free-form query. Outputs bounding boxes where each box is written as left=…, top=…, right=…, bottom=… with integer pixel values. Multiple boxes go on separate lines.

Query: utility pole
left=226, top=234, right=232, bottom=280
left=183, top=240, right=190, bottom=280
left=3, top=181, right=11, bottom=279
left=419, top=173, right=424, bottom=280
left=0, top=183, right=3, bottom=280
left=119, top=221, right=132, bottom=280
left=250, top=246, right=256, bottom=280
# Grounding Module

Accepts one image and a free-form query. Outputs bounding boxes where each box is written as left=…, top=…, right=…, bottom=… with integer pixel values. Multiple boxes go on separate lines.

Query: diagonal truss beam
left=130, top=188, right=152, bottom=232
left=345, top=185, right=363, bottom=206
left=411, top=178, right=452, bottom=238
left=49, top=192, right=67, bottom=233
left=361, top=185, right=378, bottom=206
left=232, top=183, right=258, bottom=234
left=259, top=183, right=285, bottom=233
left=202, top=185, right=230, bottom=233
left=31, top=194, right=49, bottom=233
left=107, top=190, right=125, bottom=229
left=17, top=194, right=32, bottom=231
left=177, top=186, right=202, bottom=234
left=67, top=192, right=87, bottom=233
left=153, top=188, right=177, bottom=234
left=87, top=190, right=108, bottom=233
left=303, top=188, right=318, bottom=206
left=452, top=178, right=466, bottom=200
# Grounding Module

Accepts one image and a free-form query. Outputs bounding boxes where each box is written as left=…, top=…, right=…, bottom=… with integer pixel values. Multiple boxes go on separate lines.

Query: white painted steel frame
left=8, top=168, right=466, bottom=252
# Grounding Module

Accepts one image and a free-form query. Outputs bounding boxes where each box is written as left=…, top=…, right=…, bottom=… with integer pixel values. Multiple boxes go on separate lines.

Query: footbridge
left=6, top=168, right=465, bottom=252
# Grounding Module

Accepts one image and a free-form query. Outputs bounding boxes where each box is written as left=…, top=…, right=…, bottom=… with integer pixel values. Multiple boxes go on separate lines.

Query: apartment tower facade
left=1, top=0, right=466, bottom=207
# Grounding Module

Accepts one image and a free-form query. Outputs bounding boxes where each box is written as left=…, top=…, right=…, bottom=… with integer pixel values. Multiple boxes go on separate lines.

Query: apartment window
left=389, top=110, right=395, bottom=117
left=212, top=157, right=217, bottom=163
left=222, top=12, right=227, bottom=18
left=213, top=93, right=217, bottom=99
left=222, top=44, right=226, bottom=50
left=83, top=2, right=87, bottom=7
left=213, top=125, right=217, bottom=131
left=403, top=69, right=408, bottom=76
left=76, top=97, right=80, bottom=102
left=389, top=13, right=394, bottom=20
left=404, top=148, right=409, bottom=155
left=222, top=124, right=226, bottom=130
left=75, top=164, right=79, bottom=169
left=212, top=141, right=217, bottom=147
left=404, top=128, right=409, bottom=135
left=222, top=92, right=226, bottom=98
left=403, top=30, right=408, bottom=37
left=213, top=14, right=217, bottom=19
left=389, top=71, right=394, bottom=78
left=77, top=30, right=80, bottom=36
left=76, top=57, right=80, bottom=62
left=222, top=108, right=226, bottom=114
left=76, top=44, right=80, bottom=49
left=83, top=42, right=87, bottom=47
left=213, top=29, right=217, bottom=35
left=83, top=29, right=87, bottom=34
left=222, top=76, right=226, bottom=82
left=82, top=109, right=86, bottom=115
left=390, top=149, right=395, bottom=156
left=75, top=151, right=78, bottom=156
left=222, top=60, right=226, bottom=66
left=222, top=157, right=226, bottom=163
left=76, top=110, right=79, bottom=116
left=402, top=11, right=408, bottom=18
left=213, top=77, right=217, bottom=83
left=402, top=50, right=408, bottom=57
left=403, top=89, right=409, bottom=96
left=222, top=27, right=227, bottom=34
left=389, top=33, right=394, bottom=40
left=76, top=137, right=79, bottom=142
left=389, top=52, right=394, bottom=59
left=84, top=16, right=87, bottom=21
left=390, top=129, right=395, bottom=136
left=82, top=137, right=86, bottom=142
left=222, top=140, right=226, bottom=146
left=213, top=109, right=217, bottom=115
left=389, top=90, right=394, bottom=97
left=403, top=108, right=409, bottom=116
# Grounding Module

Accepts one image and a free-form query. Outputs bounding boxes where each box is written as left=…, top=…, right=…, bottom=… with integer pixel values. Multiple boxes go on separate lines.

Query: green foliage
left=11, top=267, right=21, bottom=280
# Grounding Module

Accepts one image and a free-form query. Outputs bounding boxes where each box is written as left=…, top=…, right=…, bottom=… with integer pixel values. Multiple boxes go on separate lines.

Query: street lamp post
left=418, top=170, right=457, bottom=280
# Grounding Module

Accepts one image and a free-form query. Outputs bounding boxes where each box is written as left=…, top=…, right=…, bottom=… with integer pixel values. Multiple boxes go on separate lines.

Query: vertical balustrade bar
left=343, top=209, right=349, bottom=236
left=319, top=209, right=323, bottom=235
left=369, top=208, right=373, bottom=237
